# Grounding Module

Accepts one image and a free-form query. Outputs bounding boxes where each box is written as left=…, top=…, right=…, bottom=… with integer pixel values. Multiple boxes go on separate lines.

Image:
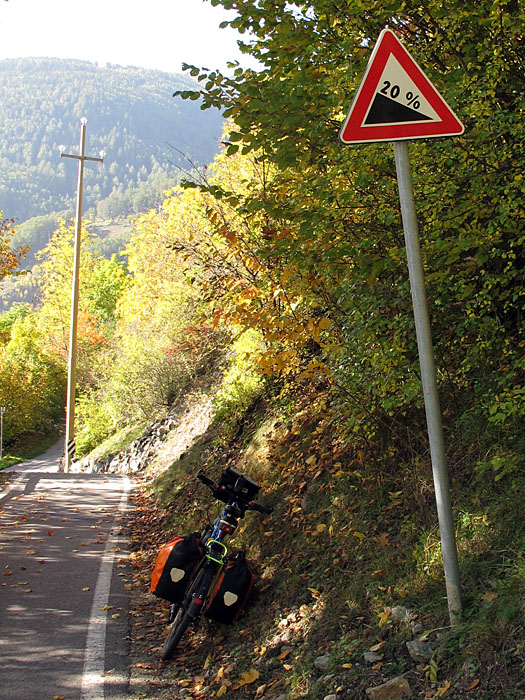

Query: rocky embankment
left=76, top=396, right=215, bottom=475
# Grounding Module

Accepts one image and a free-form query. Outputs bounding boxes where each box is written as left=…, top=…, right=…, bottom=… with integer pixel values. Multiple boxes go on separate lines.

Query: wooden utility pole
left=59, top=119, right=104, bottom=472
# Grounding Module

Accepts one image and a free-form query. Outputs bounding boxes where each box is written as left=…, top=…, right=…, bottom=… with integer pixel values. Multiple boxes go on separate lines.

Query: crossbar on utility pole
left=59, top=118, right=104, bottom=472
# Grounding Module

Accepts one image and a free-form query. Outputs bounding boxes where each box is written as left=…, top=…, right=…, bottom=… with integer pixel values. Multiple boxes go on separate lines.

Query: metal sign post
left=339, top=27, right=465, bottom=624
left=393, top=141, right=462, bottom=622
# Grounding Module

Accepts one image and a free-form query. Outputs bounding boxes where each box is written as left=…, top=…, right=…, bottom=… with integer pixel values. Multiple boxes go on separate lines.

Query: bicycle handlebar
left=196, top=470, right=216, bottom=489
left=196, top=470, right=273, bottom=514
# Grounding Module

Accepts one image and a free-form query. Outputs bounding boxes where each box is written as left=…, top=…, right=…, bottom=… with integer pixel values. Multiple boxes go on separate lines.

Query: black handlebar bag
left=205, top=551, right=255, bottom=624
left=151, top=532, right=202, bottom=603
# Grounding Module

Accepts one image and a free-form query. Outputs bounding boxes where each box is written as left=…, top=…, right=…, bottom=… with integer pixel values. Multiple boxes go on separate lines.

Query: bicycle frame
left=188, top=501, right=245, bottom=611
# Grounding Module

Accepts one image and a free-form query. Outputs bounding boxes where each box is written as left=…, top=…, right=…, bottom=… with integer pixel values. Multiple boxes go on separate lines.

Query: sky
left=0, top=0, right=255, bottom=75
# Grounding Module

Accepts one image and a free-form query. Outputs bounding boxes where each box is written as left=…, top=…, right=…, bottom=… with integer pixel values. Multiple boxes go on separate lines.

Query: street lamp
left=59, top=118, right=104, bottom=472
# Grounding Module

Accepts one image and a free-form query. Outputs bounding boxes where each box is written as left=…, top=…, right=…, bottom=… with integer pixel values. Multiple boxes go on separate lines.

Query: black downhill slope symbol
left=365, top=92, right=433, bottom=124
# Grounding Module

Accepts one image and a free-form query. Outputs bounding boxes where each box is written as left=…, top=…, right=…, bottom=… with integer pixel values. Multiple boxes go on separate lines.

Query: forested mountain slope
left=0, top=58, right=223, bottom=222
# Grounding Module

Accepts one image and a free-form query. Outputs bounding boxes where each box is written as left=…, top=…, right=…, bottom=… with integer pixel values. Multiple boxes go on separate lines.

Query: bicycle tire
left=161, top=565, right=215, bottom=660
left=161, top=606, right=192, bottom=660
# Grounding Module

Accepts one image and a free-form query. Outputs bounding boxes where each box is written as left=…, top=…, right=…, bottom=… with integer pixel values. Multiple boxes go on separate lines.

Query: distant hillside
left=0, top=58, right=223, bottom=222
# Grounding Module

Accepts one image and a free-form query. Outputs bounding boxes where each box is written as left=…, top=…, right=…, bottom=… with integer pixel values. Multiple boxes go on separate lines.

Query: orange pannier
left=151, top=532, right=202, bottom=603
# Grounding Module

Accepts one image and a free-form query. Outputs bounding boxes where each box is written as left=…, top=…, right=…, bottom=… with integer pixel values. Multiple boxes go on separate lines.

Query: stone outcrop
left=76, top=415, right=180, bottom=473
left=75, top=395, right=215, bottom=475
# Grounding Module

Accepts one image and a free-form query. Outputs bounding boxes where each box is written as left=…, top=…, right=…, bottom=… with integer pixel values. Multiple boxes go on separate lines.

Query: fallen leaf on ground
left=238, top=669, right=260, bottom=687
left=148, top=680, right=170, bottom=688
left=374, top=533, right=390, bottom=547
left=378, top=609, right=391, bottom=626
left=465, top=679, right=480, bottom=691
left=435, top=680, right=451, bottom=696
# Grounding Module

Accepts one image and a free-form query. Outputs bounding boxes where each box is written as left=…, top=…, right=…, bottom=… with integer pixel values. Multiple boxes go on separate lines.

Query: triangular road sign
left=339, top=28, right=465, bottom=144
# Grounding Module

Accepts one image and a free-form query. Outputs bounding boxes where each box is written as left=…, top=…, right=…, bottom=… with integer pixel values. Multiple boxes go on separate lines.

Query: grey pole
left=393, top=140, right=462, bottom=624
left=59, top=119, right=104, bottom=472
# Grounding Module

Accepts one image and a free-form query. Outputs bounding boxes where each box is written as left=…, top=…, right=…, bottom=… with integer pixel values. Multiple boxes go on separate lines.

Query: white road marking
left=80, top=475, right=131, bottom=700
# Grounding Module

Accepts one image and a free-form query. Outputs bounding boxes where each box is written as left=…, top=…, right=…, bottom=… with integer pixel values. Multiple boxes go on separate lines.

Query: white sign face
left=363, top=53, right=441, bottom=126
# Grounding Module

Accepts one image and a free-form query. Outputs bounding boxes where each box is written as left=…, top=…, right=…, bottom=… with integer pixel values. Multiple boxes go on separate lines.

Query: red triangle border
left=339, top=29, right=465, bottom=144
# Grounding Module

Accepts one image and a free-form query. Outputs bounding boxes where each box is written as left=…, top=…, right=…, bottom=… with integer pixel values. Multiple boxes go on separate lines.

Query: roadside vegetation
left=0, top=1, right=522, bottom=696
left=126, top=360, right=523, bottom=699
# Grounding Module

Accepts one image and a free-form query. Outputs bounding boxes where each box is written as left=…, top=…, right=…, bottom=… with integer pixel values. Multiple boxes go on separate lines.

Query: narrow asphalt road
left=2, top=439, right=65, bottom=474
left=0, top=446, right=134, bottom=700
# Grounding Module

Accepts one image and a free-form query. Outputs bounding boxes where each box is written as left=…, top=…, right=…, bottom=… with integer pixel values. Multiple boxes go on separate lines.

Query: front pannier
left=205, top=551, right=255, bottom=624
left=150, top=532, right=202, bottom=603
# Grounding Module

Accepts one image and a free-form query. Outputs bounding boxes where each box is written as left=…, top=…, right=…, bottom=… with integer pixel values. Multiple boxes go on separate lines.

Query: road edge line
left=80, top=475, right=131, bottom=700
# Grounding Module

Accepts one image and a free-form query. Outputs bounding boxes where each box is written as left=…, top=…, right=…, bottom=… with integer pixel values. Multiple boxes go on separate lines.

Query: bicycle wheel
left=161, top=566, right=214, bottom=660
left=161, top=605, right=192, bottom=660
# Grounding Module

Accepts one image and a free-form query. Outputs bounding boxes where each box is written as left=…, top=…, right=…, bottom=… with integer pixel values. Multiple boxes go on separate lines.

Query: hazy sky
left=0, top=0, right=254, bottom=74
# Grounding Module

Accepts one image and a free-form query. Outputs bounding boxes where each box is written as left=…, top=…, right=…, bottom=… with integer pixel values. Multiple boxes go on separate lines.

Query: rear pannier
left=150, top=532, right=202, bottom=603
left=205, top=551, right=255, bottom=624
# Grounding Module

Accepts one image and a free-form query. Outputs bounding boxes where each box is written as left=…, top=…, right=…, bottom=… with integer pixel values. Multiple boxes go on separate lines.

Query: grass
left=138, top=375, right=524, bottom=699
left=0, top=429, right=61, bottom=470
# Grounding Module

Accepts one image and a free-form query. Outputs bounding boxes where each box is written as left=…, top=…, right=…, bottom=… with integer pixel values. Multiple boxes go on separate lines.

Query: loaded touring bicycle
left=151, top=467, right=273, bottom=659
